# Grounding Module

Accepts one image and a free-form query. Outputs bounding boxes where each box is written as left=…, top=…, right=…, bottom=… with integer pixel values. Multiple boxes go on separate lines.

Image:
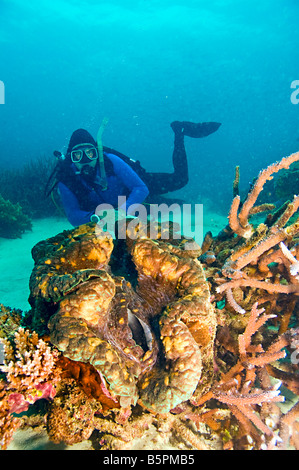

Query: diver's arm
left=57, top=182, right=93, bottom=227
left=106, top=153, right=149, bottom=214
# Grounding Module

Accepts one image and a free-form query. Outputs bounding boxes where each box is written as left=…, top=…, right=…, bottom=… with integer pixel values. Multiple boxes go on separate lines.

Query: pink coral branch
left=225, top=288, right=246, bottom=314
left=217, top=278, right=299, bottom=295
left=238, top=303, right=266, bottom=357
left=228, top=195, right=250, bottom=238
left=237, top=152, right=299, bottom=231
left=224, top=228, right=288, bottom=274
left=237, top=403, right=273, bottom=436
left=214, top=389, right=284, bottom=406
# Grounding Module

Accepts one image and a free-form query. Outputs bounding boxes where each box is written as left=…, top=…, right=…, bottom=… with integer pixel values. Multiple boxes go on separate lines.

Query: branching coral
left=202, top=152, right=299, bottom=326
left=1, top=328, right=59, bottom=391
left=0, top=328, right=61, bottom=449
left=228, top=152, right=299, bottom=239
left=195, top=152, right=299, bottom=449
left=191, top=303, right=289, bottom=447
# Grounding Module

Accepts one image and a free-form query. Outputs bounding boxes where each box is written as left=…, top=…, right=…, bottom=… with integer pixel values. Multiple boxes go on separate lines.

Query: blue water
left=0, top=0, right=298, bottom=212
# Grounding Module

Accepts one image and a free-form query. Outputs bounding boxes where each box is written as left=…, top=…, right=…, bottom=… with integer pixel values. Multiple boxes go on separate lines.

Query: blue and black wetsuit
left=53, top=121, right=221, bottom=227
left=58, top=152, right=149, bottom=227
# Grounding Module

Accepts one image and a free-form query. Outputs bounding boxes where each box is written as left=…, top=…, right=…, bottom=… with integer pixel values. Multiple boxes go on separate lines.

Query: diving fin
left=171, top=121, right=221, bottom=138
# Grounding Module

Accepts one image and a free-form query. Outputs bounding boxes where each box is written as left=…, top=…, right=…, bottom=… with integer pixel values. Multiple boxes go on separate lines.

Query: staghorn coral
left=194, top=153, right=299, bottom=449
left=228, top=151, right=299, bottom=238
left=202, top=152, right=299, bottom=329
left=192, top=303, right=289, bottom=448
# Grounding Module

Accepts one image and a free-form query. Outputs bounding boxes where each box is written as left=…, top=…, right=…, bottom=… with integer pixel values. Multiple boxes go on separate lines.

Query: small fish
left=200, top=250, right=216, bottom=264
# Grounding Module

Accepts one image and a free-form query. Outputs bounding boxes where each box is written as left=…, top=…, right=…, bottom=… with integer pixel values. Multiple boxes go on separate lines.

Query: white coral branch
left=279, top=242, right=299, bottom=279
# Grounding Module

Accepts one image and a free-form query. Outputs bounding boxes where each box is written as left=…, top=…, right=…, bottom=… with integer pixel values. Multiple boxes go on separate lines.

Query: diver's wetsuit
left=122, top=120, right=221, bottom=197
left=53, top=121, right=221, bottom=226
left=141, top=131, right=188, bottom=196
left=58, top=153, right=149, bottom=227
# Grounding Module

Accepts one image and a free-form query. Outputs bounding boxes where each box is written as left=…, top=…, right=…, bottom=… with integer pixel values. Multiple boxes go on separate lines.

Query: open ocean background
left=0, top=0, right=298, bottom=213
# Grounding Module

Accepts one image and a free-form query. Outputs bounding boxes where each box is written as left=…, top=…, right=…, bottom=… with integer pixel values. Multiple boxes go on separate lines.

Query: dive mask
left=71, top=143, right=98, bottom=163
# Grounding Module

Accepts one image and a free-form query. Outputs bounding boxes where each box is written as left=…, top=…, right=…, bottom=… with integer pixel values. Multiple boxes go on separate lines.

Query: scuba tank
left=102, top=145, right=147, bottom=180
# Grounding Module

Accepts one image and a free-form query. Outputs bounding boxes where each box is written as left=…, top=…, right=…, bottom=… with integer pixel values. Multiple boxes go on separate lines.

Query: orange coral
left=57, top=356, right=120, bottom=411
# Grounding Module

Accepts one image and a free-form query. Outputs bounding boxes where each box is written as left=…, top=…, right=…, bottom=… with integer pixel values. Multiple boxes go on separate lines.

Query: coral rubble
left=0, top=152, right=299, bottom=450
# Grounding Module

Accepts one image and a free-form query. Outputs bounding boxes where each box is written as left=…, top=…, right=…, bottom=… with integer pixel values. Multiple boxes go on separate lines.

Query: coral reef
left=0, top=328, right=61, bottom=449
left=0, top=156, right=59, bottom=219
left=0, top=194, right=32, bottom=238
left=0, top=151, right=299, bottom=450
left=274, top=161, right=299, bottom=201
left=46, top=378, right=99, bottom=445
left=0, top=305, right=22, bottom=340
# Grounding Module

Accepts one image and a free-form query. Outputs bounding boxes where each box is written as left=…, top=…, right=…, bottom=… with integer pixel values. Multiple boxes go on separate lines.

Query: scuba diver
left=45, top=120, right=221, bottom=227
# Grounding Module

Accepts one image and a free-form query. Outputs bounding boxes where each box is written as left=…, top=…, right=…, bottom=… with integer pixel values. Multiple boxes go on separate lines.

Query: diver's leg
left=142, top=129, right=188, bottom=196
left=171, top=126, right=188, bottom=186
left=142, top=172, right=177, bottom=196
left=143, top=121, right=221, bottom=197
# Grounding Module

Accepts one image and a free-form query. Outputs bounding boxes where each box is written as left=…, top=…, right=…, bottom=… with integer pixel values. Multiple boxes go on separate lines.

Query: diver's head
left=71, top=143, right=98, bottom=175
left=67, top=129, right=98, bottom=175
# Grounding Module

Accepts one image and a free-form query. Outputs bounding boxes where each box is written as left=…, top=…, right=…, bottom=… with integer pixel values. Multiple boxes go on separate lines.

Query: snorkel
left=71, top=118, right=109, bottom=189
left=96, top=117, right=109, bottom=191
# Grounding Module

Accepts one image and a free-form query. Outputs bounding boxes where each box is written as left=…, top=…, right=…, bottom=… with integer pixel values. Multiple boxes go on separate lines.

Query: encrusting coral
left=0, top=152, right=299, bottom=450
